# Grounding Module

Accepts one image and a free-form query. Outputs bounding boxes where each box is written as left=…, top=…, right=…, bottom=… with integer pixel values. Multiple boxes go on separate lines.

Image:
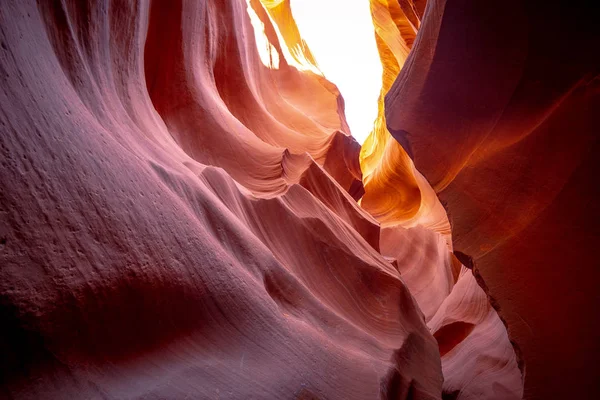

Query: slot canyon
left=0, top=0, right=598, bottom=399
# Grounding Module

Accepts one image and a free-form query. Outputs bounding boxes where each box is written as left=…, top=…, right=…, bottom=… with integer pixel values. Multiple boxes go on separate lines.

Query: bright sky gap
left=291, top=0, right=382, bottom=144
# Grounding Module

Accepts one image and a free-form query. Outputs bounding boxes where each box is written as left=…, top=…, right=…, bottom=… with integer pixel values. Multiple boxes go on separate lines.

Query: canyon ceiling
left=0, top=1, right=598, bottom=399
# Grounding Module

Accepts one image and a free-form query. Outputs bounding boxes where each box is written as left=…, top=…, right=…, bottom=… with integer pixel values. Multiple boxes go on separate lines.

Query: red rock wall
left=0, top=0, right=575, bottom=398
left=384, top=0, right=600, bottom=398
left=361, top=1, right=524, bottom=398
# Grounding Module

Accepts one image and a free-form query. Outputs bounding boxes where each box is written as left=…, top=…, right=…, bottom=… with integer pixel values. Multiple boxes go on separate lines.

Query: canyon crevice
left=1, top=1, right=598, bottom=399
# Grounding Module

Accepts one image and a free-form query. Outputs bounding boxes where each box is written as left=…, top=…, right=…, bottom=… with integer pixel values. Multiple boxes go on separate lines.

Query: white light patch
left=291, top=0, right=382, bottom=144
left=246, top=0, right=280, bottom=69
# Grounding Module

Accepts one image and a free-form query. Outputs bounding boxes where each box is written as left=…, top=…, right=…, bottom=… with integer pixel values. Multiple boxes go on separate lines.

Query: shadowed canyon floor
left=1, top=1, right=598, bottom=399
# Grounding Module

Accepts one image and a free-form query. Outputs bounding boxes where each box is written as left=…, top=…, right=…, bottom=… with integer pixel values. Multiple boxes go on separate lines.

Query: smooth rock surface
left=384, top=0, right=600, bottom=398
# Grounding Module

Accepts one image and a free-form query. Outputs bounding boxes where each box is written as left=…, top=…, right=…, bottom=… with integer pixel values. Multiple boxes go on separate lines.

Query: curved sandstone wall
left=2, top=0, right=592, bottom=399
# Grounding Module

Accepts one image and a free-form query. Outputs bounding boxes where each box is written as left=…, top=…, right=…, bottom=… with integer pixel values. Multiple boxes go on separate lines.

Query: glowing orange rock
left=359, top=0, right=450, bottom=241
left=3, top=0, right=591, bottom=398
left=362, top=0, right=525, bottom=398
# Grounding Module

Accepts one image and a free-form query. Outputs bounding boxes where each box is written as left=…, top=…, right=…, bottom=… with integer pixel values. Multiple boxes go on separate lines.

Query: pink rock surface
left=0, top=1, right=442, bottom=398
left=0, top=0, right=562, bottom=399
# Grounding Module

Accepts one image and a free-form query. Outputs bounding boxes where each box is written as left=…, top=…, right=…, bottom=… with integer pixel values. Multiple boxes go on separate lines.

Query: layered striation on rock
left=379, top=226, right=523, bottom=400
left=0, top=1, right=444, bottom=398
left=359, top=0, right=441, bottom=231
left=359, top=1, right=524, bottom=398
left=2, top=0, right=588, bottom=399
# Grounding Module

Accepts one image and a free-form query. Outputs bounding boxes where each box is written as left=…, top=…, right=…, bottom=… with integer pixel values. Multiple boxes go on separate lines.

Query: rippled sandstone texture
left=362, top=1, right=524, bottom=398
left=1, top=0, right=592, bottom=399
left=0, top=1, right=441, bottom=398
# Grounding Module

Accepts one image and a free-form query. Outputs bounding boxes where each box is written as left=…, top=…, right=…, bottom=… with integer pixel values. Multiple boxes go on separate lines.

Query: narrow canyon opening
left=291, top=0, right=383, bottom=144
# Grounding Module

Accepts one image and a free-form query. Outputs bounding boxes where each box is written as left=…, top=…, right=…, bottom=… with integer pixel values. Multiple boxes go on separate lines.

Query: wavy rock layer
left=383, top=0, right=600, bottom=399
left=359, top=0, right=450, bottom=253
left=360, top=1, right=524, bottom=398
left=0, top=0, right=552, bottom=399
left=0, top=1, right=443, bottom=398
